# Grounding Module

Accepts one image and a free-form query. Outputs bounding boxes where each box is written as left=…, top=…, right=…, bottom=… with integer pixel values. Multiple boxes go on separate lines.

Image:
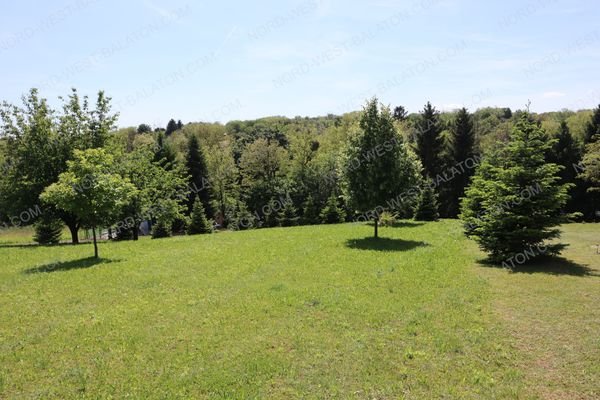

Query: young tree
left=185, top=134, right=213, bottom=218
left=41, top=149, right=135, bottom=258
left=460, top=114, right=571, bottom=263
left=206, top=144, right=239, bottom=228
left=33, top=214, right=63, bottom=245
left=277, top=199, right=299, bottom=227
left=414, top=181, right=440, bottom=221
left=187, top=196, right=213, bottom=234
left=320, top=194, right=346, bottom=224
left=344, top=98, right=422, bottom=237
left=301, top=194, right=320, bottom=225
left=414, top=102, right=444, bottom=180
left=445, top=107, right=476, bottom=217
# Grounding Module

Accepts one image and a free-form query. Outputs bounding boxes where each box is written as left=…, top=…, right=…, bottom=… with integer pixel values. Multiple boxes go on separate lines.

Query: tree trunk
left=67, top=222, right=79, bottom=244
left=374, top=217, right=379, bottom=238
left=132, top=225, right=139, bottom=241
left=92, top=226, right=98, bottom=258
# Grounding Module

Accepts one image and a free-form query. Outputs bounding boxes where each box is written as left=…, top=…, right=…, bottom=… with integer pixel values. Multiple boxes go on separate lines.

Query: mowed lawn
left=0, top=221, right=598, bottom=399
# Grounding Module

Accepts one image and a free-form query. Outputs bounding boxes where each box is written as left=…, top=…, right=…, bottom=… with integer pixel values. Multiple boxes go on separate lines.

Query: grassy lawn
left=0, top=221, right=597, bottom=399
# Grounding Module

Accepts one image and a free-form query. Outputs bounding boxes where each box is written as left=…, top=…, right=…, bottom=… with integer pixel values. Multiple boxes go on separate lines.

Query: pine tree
left=301, top=194, right=320, bottom=225
left=153, top=131, right=177, bottom=169
left=33, top=215, right=63, bottom=245
left=320, top=195, right=346, bottom=224
left=165, top=119, right=178, bottom=136
left=187, top=196, right=213, bottom=234
left=415, top=102, right=444, bottom=180
left=413, top=182, right=440, bottom=221
left=228, top=201, right=255, bottom=230
left=277, top=199, right=299, bottom=227
left=445, top=107, right=476, bottom=217
left=177, top=120, right=184, bottom=130
left=584, top=104, right=600, bottom=144
left=393, top=105, right=408, bottom=121
left=185, top=134, right=213, bottom=218
left=460, top=113, right=572, bottom=263
left=151, top=219, right=172, bottom=239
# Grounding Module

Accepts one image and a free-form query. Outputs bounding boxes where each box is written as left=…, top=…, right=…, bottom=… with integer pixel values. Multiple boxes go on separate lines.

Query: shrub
left=379, top=211, right=397, bottom=227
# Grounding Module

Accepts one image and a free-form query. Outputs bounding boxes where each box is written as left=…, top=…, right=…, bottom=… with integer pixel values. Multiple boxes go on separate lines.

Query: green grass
left=0, top=221, right=597, bottom=399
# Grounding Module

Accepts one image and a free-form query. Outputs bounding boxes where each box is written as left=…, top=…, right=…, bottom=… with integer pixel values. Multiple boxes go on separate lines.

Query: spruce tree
left=445, top=107, right=475, bottom=217
left=187, top=196, right=213, bottom=234
left=460, top=113, right=571, bottom=263
left=185, top=134, right=213, bottom=218
left=277, top=200, right=299, bottom=227
left=320, top=195, right=346, bottom=224
left=301, top=194, right=320, bottom=225
left=153, top=131, right=177, bottom=169
left=165, top=119, right=178, bottom=136
left=414, top=182, right=440, bottom=221
left=584, top=104, right=600, bottom=144
left=152, top=219, right=172, bottom=239
left=228, top=201, right=255, bottom=230
left=415, top=102, right=444, bottom=180
left=33, top=215, right=63, bottom=245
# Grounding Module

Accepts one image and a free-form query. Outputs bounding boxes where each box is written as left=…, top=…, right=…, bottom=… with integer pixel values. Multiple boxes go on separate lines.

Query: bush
left=33, top=217, right=63, bottom=245
left=413, top=182, right=439, bottom=221
left=152, top=219, right=172, bottom=239
left=320, top=195, right=346, bottom=224
left=379, top=211, right=397, bottom=227
left=187, top=197, right=213, bottom=235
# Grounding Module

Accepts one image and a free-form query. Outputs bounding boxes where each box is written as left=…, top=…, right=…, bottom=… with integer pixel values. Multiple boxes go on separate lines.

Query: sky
left=1, top=0, right=599, bottom=128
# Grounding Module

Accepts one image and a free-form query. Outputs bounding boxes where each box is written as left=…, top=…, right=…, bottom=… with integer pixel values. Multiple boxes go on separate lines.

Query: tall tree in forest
left=414, top=102, right=444, bottom=180
left=345, top=98, right=422, bottom=238
left=165, top=119, right=178, bottom=136
left=185, top=134, right=213, bottom=218
left=393, top=105, right=408, bottom=121
left=584, top=104, right=600, bottom=144
left=445, top=107, right=476, bottom=217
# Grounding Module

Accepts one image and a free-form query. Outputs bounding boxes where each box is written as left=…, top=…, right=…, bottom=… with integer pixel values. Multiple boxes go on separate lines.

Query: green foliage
left=320, top=194, right=346, bottom=224
left=414, top=102, right=444, bottom=179
left=344, top=98, right=421, bottom=236
left=153, top=131, right=177, bottom=169
left=187, top=196, right=213, bottom=234
left=185, top=134, right=213, bottom=217
left=579, top=137, right=600, bottom=191
left=460, top=114, right=572, bottom=263
left=413, top=182, right=440, bottom=221
left=41, top=148, right=135, bottom=257
left=227, top=201, right=255, bottom=230
left=277, top=199, right=299, bottom=227
left=33, top=215, right=63, bottom=245
left=584, top=104, right=600, bottom=144
left=151, top=219, right=172, bottom=238
left=301, top=194, right=320, bottom=225
left=379, top=211, right=397, bottom=227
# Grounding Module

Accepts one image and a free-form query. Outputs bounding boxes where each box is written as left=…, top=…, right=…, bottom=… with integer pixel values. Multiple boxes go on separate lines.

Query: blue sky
left=1, top=0, right=599, bottom=128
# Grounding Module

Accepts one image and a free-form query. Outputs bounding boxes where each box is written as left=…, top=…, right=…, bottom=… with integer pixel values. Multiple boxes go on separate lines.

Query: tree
left=33, top=214, right=63, bottom=245
left=41, top=149, right=135, bottom=258
left=177, top=120, right=184, bottom=130
left=165, top=119, right=178, bottom=136
left=445, top=107, right=476, bottom=217
left=414, top=102, right=444, bottom=180
left=320, top=194, right=346, bottom=224
left=185, top=134, right=213, bottom=218
left=206, top=144, right=239, bottom=228
left=344, top=98, right=422, bottom=237
left=153, top=131, right=177, bottom=169
left=393, top=105, right=408, bottom=121
left=301, top=194, right=320, bottom=225
left=579, top=138, right=600, bottom=191
left=584, top=104, right=600, bottom=144
left=187, top=196, right=213, bottom=234
left=137, top=124, right=152, bottom=134
left=277, top=199, right=299, bottom=227
left=460, top=114, right=571, bottom=264
left=413, top=181, right=439, bottom=221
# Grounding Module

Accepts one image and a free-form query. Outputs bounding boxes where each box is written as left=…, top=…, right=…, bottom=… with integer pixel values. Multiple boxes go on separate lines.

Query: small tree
left=33, top=215, right=63, bottom=245
left=301, top=194, right=320, bottom=225
left=41, top=149, right=135, bottom=258
left=320, top=195, right=346, bottom=224
left=187, top=196, right=213, bottom=234
left=152, top=219, right=172, bottom=239
left=414, top=182, right=440, bottom=221
left=277, top=200, right=299, bottom=227
left=460, top=114, right=571, bottom=263
left=228, top=201, right=255, bottom=230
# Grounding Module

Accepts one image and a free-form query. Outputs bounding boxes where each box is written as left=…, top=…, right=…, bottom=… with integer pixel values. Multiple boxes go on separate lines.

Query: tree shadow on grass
left=346, top=237, right=428, bottom=252
left=23, top=257, right=119, bottom=274
left=381, top=221, right=425, bottom=229
left=477, top=256, right=599, bottom=277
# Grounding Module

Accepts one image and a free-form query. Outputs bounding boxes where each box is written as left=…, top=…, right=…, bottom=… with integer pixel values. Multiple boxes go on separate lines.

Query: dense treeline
left=0, top=89, right=598, bottom=255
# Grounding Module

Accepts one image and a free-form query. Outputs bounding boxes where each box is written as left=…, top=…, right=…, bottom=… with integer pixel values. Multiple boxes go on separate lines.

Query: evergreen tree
left=185, top=134, right=213, bottom=218
left=584, top=104, right=600, bottom=144
left=187, top=196, right=213, bottom=234
left=165, top=119, right=178, bottom=136
left=228, top=201, right=255, bottom=230
left=277, top=199, right=299, bottom=227
left=414, top=182, right=440, bottom=221
left=301, top=194, right=320, bottom=225
left=153, top=131, right=177, bottom=169
left=445, top=107, right=476, bottom=217
left=393, top=105, right=408, bottom=121
left=345, top=98, right=422, bottom=237
left=33, top=215, right=63, bottom=245
left=320, top=194, right=346, bottom=224
left=262, top=198, right=280, bottom=228
left=415, top=102, right=444, bottom=180
left=137, top=123, right=152, bottom=134
left=152, top=219, right=172, bottom=239
left=177, top=120, right=184, bottom=130
left=460, top=114, right=572, bottom=263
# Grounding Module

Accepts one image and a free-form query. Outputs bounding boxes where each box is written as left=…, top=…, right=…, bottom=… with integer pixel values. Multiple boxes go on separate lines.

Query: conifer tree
left=320, top=194, right=346, bottom=224
left=415, top=102, right=444, bottom=180
left=584, top=104, right=600, bottom=144
left=165, top=119, right=178, bottom=136
left=187, top=196, right=213, bottom=234
left=33, top=215, right=63, bottom=245
left=460, top=113, right=571, bottom=263
left=277, top=199, right=299, bottom=227
left=185, top=134, right=213, bottom=218
left=301, top=194, right=320, bottom=225
left=413, top=182, right=440, bottom=221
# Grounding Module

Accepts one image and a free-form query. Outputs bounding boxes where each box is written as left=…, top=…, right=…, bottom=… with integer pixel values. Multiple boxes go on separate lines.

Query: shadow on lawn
left=23, top=257, right=119, bottom=274
left=478, top=256, right=599, bottom=277
left=346, top=237, right=428, bottom=252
